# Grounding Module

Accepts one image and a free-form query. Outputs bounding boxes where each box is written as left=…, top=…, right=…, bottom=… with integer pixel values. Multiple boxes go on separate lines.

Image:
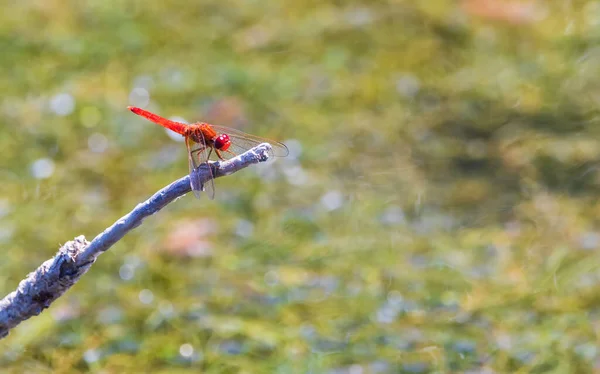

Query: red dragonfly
left=128, top=106, right=288, bottom=199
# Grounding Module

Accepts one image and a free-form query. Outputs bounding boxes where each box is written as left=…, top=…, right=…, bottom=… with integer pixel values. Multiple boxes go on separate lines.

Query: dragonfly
left=128, top=106, right=289, bottom=199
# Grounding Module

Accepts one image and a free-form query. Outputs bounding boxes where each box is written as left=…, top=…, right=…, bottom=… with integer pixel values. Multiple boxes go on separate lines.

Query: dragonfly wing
left=186, top=136, right=215, bottom=200
left=210, top=125, right=289, bottom=159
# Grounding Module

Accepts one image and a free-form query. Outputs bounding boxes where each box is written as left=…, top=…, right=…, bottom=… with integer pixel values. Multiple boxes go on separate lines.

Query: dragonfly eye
left=214, top=134, right=231, bottom=151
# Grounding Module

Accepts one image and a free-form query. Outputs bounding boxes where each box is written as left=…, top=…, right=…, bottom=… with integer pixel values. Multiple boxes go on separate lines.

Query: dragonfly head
left=214, top=133, right=231, bottom=151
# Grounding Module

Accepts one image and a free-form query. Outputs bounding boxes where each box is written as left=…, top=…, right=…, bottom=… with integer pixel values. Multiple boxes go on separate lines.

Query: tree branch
left=0, top=143, right=274, bottom=339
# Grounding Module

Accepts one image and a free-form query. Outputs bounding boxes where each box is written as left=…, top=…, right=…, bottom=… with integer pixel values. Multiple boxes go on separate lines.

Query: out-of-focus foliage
left=2, top=0, right=600, bottom=372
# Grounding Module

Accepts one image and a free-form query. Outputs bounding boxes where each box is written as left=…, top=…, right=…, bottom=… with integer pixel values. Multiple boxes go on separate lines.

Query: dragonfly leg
left=190, top=146, right=206, bottom=162
left=216, top=149, right=237, bottom=160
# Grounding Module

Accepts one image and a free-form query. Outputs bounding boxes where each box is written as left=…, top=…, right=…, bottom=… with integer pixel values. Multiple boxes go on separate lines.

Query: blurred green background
left=2, top=0, right=600, bottom=372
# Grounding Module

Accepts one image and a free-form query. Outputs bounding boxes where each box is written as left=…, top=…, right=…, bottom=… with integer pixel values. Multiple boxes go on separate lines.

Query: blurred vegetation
left=2, top=0, right=600, bottom=372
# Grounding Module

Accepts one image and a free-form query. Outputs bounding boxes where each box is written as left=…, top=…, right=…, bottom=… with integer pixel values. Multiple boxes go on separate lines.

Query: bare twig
left=0, top=143, right=274, bottom=339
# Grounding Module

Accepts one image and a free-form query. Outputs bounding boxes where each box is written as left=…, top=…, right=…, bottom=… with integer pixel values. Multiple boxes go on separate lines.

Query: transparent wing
left=210, top=125, right=289, bottom=159
left=186, top=136, right=215, bottom=200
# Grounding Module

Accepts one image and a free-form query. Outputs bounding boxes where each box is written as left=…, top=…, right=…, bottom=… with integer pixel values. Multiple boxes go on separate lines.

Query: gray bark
left=0, top=143, right=274, bottom=339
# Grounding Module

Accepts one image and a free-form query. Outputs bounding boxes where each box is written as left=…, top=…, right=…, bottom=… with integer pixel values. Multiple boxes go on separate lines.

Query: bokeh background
left=2, top=0, right=600, bottom=372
